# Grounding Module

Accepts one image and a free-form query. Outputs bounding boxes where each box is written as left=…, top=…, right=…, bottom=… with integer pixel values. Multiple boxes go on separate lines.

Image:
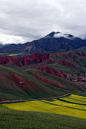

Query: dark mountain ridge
left=0, top=32, right=86, bottom=55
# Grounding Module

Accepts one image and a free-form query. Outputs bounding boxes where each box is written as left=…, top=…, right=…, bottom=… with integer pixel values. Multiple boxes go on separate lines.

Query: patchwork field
left=2, top=94, right=86, bottom=119
left=0, top=94, right=86, bottom=129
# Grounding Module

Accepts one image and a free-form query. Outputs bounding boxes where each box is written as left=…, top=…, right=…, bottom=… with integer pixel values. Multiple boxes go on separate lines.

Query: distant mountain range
left=0, top=32, right=86, bottom=55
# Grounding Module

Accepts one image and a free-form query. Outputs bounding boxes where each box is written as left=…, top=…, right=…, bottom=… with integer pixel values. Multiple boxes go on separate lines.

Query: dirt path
left=0, top=91, right=81, bottom=104
left=35, top=91, right=82, bottom=100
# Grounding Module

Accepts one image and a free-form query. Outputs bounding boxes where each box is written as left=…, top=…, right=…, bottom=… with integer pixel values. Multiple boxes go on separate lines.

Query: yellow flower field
left=8, top=53, right=18, bottom=56
left=2, top=94, right=86, bottom=119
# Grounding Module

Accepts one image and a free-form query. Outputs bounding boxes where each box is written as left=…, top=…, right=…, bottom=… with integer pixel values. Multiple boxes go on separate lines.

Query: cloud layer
left=0, top=0, right=86, bottom=43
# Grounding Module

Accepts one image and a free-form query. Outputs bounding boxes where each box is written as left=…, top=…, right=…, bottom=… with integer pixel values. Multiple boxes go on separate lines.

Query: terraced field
left=2, top=94, right=86, bottom=119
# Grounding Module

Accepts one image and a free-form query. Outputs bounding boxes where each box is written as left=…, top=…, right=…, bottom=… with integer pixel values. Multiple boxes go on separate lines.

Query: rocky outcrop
left=0, top=53, right=50, bottom=66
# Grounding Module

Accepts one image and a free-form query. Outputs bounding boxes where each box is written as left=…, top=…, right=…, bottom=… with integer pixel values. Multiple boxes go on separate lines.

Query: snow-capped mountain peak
left=45, top=32, right=74, bottom=39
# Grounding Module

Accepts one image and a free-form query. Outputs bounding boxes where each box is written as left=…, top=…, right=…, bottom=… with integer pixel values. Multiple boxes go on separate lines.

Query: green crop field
left=2, top=94, right=86, bottom=119
left=0, top=108, right=86, bottom=129
left=0, top=94, right=86, bottom=129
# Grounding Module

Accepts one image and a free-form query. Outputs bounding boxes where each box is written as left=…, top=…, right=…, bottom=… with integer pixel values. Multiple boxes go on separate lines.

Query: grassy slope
left=0, top=50, right=86, bottom=100
left=76, top=45, right=86, bottom=52
left=0, top=65, right=30, bottom=100
left=0, top=64, right=82, bottom=100
left=50, top=52, right=86, bottom=73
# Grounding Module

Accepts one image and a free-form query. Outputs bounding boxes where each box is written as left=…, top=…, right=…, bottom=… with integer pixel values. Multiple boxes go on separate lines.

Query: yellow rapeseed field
left=2, top=94, right=86, bottom=119
left=8, top=53, right=18, bottom=56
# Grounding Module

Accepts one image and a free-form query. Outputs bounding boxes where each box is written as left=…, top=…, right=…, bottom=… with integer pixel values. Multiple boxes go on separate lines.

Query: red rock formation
left=0, top=53, right=50, bottom=66
left=35, top=64, right=63, bottom=77
left=0, top=56, right=11, bottom=64
left=47, top=59, right=56, bottom=64
left=33, top=72, right=67, bottom=89
left=75, top=51, right=86, bottom=57
left=58, top=60, right=77, bottom=69
left=7, top=73, right=45, bottom=92
left=9, top=73, right=26, bottom=88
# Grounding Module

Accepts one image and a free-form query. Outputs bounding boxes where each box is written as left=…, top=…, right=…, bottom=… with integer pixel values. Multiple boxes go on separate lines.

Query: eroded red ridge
left=58, top=60, right=77, bottom=69
left=7, top=73, right=45, bottom=92
left=33, top=72, right=67, bottom=89
left=0, top=53, right=50, bottom=66
left=35, top=64, right=63, bottom=77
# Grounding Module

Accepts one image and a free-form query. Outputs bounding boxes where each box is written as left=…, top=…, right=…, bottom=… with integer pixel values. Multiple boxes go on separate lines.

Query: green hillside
left=0, top=50, right=86, bottom=129
left=0, top=64, right=82, bottom=101
left=0, top=51, right=86, bottom=101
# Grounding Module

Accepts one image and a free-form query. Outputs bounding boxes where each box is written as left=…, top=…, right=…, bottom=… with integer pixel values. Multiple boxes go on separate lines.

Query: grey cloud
left=0, top=0, right=86, bottom=43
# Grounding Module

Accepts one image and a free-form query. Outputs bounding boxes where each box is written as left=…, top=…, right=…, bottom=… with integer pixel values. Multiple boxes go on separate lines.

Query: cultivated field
left=2, top=94, right=86, bottom=119
left=0, top=94, right=86, bottom=129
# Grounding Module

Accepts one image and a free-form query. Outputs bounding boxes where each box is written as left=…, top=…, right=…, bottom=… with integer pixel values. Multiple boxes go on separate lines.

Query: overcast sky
left=0, top=0, right=86, bottom=44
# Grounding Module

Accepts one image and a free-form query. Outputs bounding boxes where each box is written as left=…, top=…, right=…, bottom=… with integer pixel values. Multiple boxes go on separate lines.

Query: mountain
left=0, top=43, right=3, bottom=48
left=0, top=31, right=86, bottom=101
left=0, top=32, right=86, bottom=55
left=0, top=50, right=86, bottom=101
left=76, top=45, right=86, bottom=52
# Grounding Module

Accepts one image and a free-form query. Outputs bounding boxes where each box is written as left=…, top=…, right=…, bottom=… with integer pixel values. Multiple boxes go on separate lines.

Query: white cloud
left=0, top=0, right=86, bottom=43
left=0, top=32, right=27, bottom=44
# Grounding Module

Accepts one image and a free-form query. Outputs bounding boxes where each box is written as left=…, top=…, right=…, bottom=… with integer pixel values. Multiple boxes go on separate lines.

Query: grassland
left=0, top=94, right=86, bottom=129
left=0, top=109, right=86, bottom=129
